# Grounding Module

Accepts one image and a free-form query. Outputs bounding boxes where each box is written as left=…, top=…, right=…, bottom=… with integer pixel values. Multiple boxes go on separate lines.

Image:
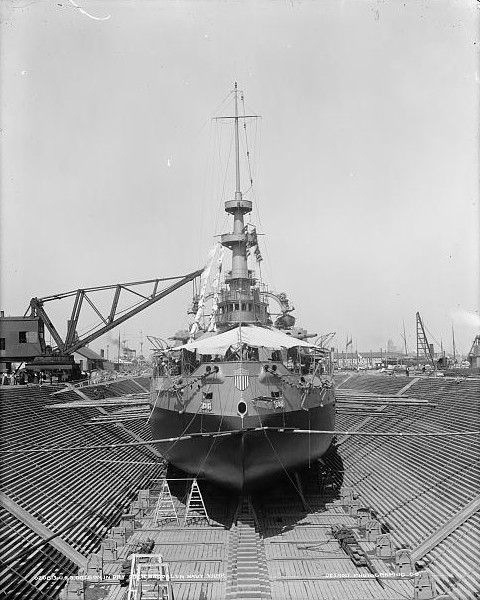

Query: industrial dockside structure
left=1, top=372, right=479, bottom=600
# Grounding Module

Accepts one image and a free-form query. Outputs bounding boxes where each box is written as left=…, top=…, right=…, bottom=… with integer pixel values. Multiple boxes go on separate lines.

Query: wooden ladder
left=183, top=479, right=210, bottom=526
left=153, top=479, right=178, bottom=525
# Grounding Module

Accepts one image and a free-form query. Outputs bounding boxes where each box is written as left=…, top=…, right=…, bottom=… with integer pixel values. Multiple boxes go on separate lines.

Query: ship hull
left=150, top=404, right=335, bottom=491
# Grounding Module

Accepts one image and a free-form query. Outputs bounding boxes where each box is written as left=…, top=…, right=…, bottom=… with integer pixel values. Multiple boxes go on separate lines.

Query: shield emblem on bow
left=234, top=368, right=249, bottom=391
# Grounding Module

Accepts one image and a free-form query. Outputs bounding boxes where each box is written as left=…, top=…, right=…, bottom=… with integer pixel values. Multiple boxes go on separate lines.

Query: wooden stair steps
left=226, top=498, right=272, bottom=600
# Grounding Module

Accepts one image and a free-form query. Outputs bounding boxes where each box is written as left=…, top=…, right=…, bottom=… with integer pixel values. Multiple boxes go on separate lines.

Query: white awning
left=172, top=325, right=319, bottom=356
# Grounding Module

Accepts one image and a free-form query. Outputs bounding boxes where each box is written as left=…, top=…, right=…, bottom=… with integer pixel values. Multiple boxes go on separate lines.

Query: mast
left=452, top=325, right=456, bottom=363
left=229, top=82, right=248, bottom=281
left=234, top=82, right=241, bottom=196
left=216, top=84, right=269, bottom=328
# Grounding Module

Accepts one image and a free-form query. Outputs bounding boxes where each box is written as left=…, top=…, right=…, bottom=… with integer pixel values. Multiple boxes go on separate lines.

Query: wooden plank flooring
left=85, top=471, right=414, bottom=600
left=254, top=477, right=414, bottom=600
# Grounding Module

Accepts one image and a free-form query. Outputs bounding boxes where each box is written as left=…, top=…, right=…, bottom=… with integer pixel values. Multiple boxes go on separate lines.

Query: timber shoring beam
left=0, top=493, right=87, bottom=569
left=335, top=378, right=421, bottom=446
left=411, top=496, right=480, bottom=563
left=62, top=385, right=163, bottom=459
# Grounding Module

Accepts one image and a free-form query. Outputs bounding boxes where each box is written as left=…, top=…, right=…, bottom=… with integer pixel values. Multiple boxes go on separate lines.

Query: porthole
left=237, top=401, right=247, bottom=416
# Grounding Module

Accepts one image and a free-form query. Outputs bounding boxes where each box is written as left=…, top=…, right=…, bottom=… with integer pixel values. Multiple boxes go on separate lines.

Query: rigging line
left=253, top=214, right=276, bottom=294
left=97, top=460, right=159, bottom=465
left=239, top=133, right=253, bottom=196
left=157, top=394, right=209, bottom=462
left=3, top=428, right=479, bottom=455
left=192, top=91, right=233, bottom=145
left=212, top=90, right=235, bottom=119
left=213, top=123, right=234, bottom=236
left=260, top=426, right=315, bottom=513
left=253, top=117, right=263, bottom=226
left=254, top=404, right=305, bottom=505
left=210, top=120, right=219, bottom=234
left=146, top=386, right=161, bottom=424
left=424, top=324, right=442, bottom=350
left=222, top=126, right=235, bottom=201
left=198, top=117, right=214, bottom=259
left=212, top=120, right=224, bottom=235
left=193, top=410, right=225, bottom=481
left=241, top=94, right=254, bottom=188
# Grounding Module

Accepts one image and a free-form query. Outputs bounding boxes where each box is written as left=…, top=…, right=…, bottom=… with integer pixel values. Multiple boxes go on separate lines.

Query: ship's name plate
left=253, top=397, right=284, bottom=409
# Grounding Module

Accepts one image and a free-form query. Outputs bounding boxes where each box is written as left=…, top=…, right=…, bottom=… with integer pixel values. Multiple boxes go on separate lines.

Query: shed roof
left=75, top=347, right=105, bottom=361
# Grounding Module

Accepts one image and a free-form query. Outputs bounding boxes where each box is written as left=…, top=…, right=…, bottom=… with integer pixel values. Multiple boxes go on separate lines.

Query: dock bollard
left=375, top=534, right=394, bottom=558
left=366, top=519, right=382, bottom=542
left=109, top=526, right=126, bottom=546
left=137, top=489, right=150, bottom=500
left=340, top=486, right=353, bottom=503
left=349, top=497, right=360, bottom=517
left=101, top=539, right=117, bottom=561
left=129, top=500, right=147, bottom=516
left=357, top=508, right=371, bottom=529
left=414, top=570, right=437, bottom=599
left=395, top=548, right=413, bottom=576
left=120, top=513, right=136, bottom=533
left=59, top=578, right=85, bottom=599
left=85, top=553, right=103, bottom=580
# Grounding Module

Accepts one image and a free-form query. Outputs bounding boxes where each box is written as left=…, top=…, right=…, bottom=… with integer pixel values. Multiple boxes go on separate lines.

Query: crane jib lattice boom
left=28, top=269, right=203, bottom=356
left=416, top=311, right=435, bottom=367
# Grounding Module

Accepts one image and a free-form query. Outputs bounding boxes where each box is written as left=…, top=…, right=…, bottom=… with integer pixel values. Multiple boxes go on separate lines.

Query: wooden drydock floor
left=84, top=474, right=414, bottom=600
left=261, top=501, right=412, bottom=600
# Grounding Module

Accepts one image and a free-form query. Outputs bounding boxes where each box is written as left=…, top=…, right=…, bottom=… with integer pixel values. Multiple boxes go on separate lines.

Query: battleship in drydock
left=150, top=84, right=335, bottom=491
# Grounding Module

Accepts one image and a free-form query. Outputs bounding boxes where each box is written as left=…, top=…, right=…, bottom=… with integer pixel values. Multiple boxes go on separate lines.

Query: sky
left=1, top=0, right=478, bottom=358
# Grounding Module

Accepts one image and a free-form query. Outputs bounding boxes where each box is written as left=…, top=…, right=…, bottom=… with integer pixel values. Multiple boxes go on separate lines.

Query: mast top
left=216, top=85, right=269, bottom=328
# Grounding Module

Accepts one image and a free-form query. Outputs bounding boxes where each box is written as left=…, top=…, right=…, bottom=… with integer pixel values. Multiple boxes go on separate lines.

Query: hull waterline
left=151, top=404, right=335, bottom=491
